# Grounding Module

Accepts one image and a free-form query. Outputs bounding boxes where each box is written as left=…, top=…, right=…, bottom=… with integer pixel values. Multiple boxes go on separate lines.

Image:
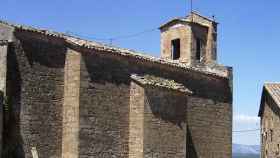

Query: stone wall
left=189, top=13, right=218, bottom=64
left=0, top=23, right=14, bottom=41
left=260, top=91, right=280, bottom=158
left=78, top=53, right=130, bottom=158
left=76, top=49, right=232, bottom=158
left=160, top=12, right=218, bottom=65
left=0, top=41, right=8, bottom=93
left=0, top=41, right=8, bottom=157
left=129, top=82, right=145, bottom=158
left=191, top=23, right=208, bottom=64
left=62, top=49, right=81, bottom=158
left=0, top=90, right=3, bottom=157
left=129, top=82, right=188, bottom=158
left=143, top=88, right=187, bottom=158
left=187, top=96, right=232, bottom=158
left=4, top=33, right=66, bottom=158
left=160, top=23, right=192, bottom=64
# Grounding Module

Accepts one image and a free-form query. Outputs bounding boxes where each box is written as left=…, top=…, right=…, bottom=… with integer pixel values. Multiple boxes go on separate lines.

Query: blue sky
left=1, top=0, right=280, bottom=145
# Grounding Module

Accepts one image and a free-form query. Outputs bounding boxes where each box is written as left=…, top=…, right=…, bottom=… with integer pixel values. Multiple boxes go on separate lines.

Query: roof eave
left=130, top=74, right=193, bottom=95
left=159, top=18, right=189, bottom=30
left=188, top=11, right=219, bottom=25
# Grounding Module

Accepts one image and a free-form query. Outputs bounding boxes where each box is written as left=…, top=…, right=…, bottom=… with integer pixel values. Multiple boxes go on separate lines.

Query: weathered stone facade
left=259, top=83, right=280, bottom=158
left=62, top=49, right=81, bottom=158
left=4, top=34, right=65, bottom=158
left=0, top=90, right=3, bottom=156
left=0, top=11, right=232, bottom=158
left=0, top=41, right=8, bottom=156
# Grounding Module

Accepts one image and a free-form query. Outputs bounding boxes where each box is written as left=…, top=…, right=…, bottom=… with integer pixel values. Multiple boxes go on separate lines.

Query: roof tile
left=131, top=74, right=193, bottom=94
left=265, top=83, right=280, bottom=106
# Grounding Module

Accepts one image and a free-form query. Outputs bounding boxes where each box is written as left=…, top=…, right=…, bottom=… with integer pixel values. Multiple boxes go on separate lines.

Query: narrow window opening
left=196, top=38, right=202, bottom=61
left=277, top=144, right=280, bottom=155
left=171, top=39, right=180, bottom=60
left=270, top=129, right=273, bottom=142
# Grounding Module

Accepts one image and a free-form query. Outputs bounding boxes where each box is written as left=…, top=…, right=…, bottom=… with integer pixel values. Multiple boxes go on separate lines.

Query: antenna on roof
left=190, top=0, right=194, bottom=22
left=190, top=0, right=193, bottom=13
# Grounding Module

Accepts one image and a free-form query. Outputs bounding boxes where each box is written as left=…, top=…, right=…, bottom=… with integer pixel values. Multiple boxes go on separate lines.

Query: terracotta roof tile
left=159, top=11, right=217, bottom=30
left=131, top=74, right=193, bottom=94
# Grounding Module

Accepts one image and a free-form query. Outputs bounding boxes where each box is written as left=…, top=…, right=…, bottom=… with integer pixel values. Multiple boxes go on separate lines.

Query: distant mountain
left=233, top=144, right=260, bottom=154
left=233, top=144, right=260, bottom=158
left=233, top=153, right=259, bottom=158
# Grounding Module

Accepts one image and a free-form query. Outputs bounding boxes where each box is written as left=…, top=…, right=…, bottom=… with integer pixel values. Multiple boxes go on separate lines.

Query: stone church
left=0, top=12, right=232, bottom=158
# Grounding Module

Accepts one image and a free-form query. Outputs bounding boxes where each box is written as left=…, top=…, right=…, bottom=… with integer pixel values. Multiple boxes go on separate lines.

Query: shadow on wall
left=0, top=90, right=2, bottom=109
left=14, top=34, right=66, bottom=158
left=187, top=126, right=198, bottom=158
left=145, top=88, right=187, bottom=129
left=79, top=53, right=131, bottom=157
left=81, top=52, right=132, bottom=86
left=145, top=88, right=199, bottom=158
left=80, top=48, right=231, bottom=104
left=3, top=43, right=25, bottom=158
left=144, top=88, right=194, bottom=158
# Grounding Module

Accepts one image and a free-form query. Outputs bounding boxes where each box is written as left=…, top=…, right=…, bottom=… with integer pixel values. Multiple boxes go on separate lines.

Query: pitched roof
left=159, top=11, right=217, bottom=30
left=258, top=83, right=280, bottom=117
left=131, top=74, right=193, bottom=94
left=159, top=17, right=189, bottom=30
left=188, top=11, right=218, bottom=24
left=0, top=20, right=229, bottom=79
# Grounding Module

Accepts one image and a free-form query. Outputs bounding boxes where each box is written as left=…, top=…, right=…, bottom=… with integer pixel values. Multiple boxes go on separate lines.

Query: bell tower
left=159, top=11, right=218, bottom=65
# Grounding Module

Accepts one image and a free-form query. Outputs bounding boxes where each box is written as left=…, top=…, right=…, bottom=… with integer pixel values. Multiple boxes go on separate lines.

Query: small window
left=271, top=117, right=274, bottom=128
left=171, top=39, right=180, bottom=60
left=270, top=129, right=273, bottom=142
left=277, top=144, right=280, bottom=155
left=196, top=38, right=202, bottom=61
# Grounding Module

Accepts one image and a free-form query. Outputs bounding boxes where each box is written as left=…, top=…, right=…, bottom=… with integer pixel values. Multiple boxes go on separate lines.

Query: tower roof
left=187, top=11, right=218, bottom=24
left=159, top=11, right=218, bottom=30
